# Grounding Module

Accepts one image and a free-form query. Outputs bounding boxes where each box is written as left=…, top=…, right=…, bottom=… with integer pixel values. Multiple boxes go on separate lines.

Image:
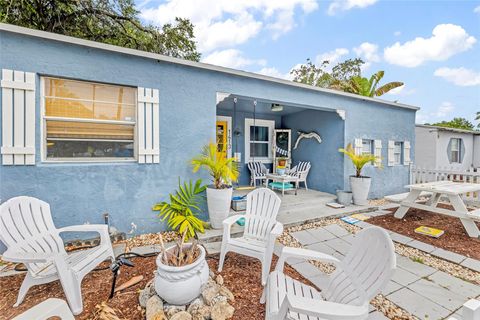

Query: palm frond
left=375, top=81, right=404, bottom=96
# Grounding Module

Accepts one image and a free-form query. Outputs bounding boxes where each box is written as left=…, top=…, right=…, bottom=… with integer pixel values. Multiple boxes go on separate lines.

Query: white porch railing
left=410, top=165, right=480, bottom=203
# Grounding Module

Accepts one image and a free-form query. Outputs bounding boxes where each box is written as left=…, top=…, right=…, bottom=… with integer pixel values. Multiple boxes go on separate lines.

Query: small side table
left=265, top=173, right=299, bottom=196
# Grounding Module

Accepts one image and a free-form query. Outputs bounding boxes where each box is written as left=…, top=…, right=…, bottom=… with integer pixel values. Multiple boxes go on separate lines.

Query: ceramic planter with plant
left=152, top=180, right=209, bottom=304
left=339, top=144, right=379, bottom=205
left=191, top=143, right=239, bottom=229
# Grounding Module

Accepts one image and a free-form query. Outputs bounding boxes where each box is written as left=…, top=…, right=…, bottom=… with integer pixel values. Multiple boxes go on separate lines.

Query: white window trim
left=393, top=141, right=403, bottom=165
left=244, top=118, right=274, bottom=163
left=216, top=115, right=232, bottom=159
left=40, top=77, right=138, bottom=163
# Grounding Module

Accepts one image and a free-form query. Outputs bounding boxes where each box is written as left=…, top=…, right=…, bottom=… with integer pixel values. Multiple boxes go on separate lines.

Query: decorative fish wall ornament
left=293, top=131, right=322, bottom=150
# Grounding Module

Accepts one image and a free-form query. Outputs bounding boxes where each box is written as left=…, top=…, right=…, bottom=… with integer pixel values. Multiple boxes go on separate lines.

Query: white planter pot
left=206, top=186, right=233, bottom=229
left=349, top=176, right=371, bottom=205
left=154, top=244, right=209, bottom=305
left=336, top=190, right=353, bottom=206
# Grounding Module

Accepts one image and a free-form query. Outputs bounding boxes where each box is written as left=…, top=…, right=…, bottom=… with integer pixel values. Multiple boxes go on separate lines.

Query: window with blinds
left=42, top=77, right=136, bottom=160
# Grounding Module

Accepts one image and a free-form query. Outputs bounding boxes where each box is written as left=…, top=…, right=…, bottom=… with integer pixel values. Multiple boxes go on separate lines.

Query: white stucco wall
left=414, top=126, right=437, bottom=168
left=474, top=135, right=480, bottom=168
left=436, top=131, right=474, bottom=170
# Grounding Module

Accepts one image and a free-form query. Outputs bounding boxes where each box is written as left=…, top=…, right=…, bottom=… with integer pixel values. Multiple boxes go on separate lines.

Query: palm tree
left=347, top=71, right=404, bottom=97
left=476, top=111, right=480, bottom=128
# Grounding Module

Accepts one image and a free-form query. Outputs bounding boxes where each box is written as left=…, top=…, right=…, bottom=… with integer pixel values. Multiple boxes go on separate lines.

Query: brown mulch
left=0, top=252, right=310, bottom=320
left=368, top=205, right=480, bottom=260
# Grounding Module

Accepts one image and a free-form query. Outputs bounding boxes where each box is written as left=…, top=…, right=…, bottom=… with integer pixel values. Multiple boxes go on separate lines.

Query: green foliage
left=339, top=143, right=378, bottom=177
left=153, top=179, right=206, bottom=240
left=291, top=59, right=403, bottom=97
left=0, top=0, right=200, bottom=61
left=476, top=112, right=480, bottom=128
left=191, top=143, right=239, bottom=189
left=431, top=117, right=476, bottom=131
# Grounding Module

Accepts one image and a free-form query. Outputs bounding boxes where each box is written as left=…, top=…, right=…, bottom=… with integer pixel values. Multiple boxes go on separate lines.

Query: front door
left=216, top=121, right=228, bottom=160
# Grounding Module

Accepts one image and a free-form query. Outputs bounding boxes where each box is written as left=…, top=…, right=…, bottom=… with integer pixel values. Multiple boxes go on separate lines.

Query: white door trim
left=216, top=116, right=232, bottom=159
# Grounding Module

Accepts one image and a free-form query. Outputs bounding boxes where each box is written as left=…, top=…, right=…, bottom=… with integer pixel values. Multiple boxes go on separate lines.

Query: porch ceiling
left=217, top=93, right=338, bottom=117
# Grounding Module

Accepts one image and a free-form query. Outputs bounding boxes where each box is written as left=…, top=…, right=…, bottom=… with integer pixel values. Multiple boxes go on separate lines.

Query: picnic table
left=394, top=181, right=480, bottom=237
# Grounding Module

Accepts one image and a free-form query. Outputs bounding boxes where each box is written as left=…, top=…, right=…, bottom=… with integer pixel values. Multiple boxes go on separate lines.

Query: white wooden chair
left=0, top=196, right=115, bottom=315
left=288, top=161, right=311, bottom=190
left=248, top=161, right=269, bottom=187
left=13, top=298, right=74, bottom=320
left=218, top=188, right=283, bottom=285
left=262, top=227, right=396, bottom=320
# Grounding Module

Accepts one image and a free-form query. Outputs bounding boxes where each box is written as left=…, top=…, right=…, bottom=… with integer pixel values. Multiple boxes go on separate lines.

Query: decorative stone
left=170, top=311, right=193, bottom=320
left=165, top=304, right=187, bottom=318
left=211, top=301, right=234, bottom=320
left=139, top=280, right=156, bottom=307
left=146, top=296, right=165, bottom=320
left=202, top=283, right=221, bottom=305
left=209, top=270, right=215, bottom=278
left=210, top=294, right=227, bottom=305
left=219, top=286, right=234, bottom=302
left=215, top=274, right=224, bottom=285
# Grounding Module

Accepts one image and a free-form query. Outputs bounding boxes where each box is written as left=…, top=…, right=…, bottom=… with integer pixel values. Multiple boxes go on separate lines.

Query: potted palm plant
left=339, top=144, right=378, bottom=205
left=152, top=179, right=209, bottom=304
left=191, top=143, right=239, bottom=229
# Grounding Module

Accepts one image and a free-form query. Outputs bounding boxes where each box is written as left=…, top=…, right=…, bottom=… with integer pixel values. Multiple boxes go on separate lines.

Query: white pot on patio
left=154, top=244, right=209, bottom=305
left=206, top=186, right=233, bottom=229
left=350, top=176, right=371, bottom=205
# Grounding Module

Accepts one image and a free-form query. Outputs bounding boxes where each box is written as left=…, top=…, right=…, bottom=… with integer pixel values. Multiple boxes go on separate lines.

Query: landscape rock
left=146, top=296, right=165, bottom=320
left=165, top=304, right=186, bottom=318
left=215, top=274, right=224, bottom=285
left=170, top=311, right=193, bottom=320
left=219, top=286, right=234, bottom=302
left=139, top=280, right=156, bottom=307
left=210, top=301, right=234, bottom=320
left=202, top=283, right=220, bottom=305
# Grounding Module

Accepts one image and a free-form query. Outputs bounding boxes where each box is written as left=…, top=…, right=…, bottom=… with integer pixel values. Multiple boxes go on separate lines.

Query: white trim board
left=0, top=23, right=420, bottom=111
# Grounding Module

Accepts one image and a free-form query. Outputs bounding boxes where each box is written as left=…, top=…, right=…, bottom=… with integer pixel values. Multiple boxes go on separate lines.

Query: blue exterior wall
left=282, top=110, right=345, bottom=194
left=0, top=29, right=417, bottom=241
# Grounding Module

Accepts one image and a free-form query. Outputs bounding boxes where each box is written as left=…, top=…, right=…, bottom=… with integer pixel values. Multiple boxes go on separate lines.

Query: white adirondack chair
left=248, top=161, right=270, bottom=187
left=0, top=196, right=115, bottom=315
left=262, top=227, right=396, bottom=320
left=218, top=188, right=283, bottom=285
left=13, top=298, right=74, bottom=320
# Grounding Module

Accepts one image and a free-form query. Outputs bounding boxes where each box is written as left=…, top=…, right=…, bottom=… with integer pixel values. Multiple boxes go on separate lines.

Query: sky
left=137, top=0, right=480, bottom=125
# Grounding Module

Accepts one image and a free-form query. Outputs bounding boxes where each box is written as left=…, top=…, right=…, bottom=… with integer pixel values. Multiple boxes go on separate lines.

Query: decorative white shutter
left=374, top=139, right=382, bottom=167
left=387, top=140, right=395, bottom=166
left=137, top=87, right=159, bottom=164
left=404, top=141, right=411, bottom=165
left=1, top=69, right=35, bottom=165
left=354, top=138, right=363, bottom=155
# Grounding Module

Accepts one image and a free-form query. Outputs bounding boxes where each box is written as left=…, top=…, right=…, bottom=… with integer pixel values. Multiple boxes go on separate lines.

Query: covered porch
left=215, top=93, right=347, bottom=195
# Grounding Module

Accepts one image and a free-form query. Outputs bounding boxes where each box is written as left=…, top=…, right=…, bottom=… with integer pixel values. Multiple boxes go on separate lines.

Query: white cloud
left=416, top=101, right=456, bottom=124
left=434, top=67, right=480, bottom=86
left=327, top=0, right=378, bottom=15
left=384, top=24, right=476, bottom=67
left=141, top=0, right=318, bottom=52
left=474, top=5, right=480, bottom=14
left=353, top=42, right=380, bottom=70
left=315, top=48, right=349, bottom=66
left=386, top=85, right=416, bottom=96
left=202, top=49, right=266, bottom=69
left=256, top=67, right=293, bottom=80
left=394, top=31, right=401, bottom=36
left=434, top=101, right=455, bottom=118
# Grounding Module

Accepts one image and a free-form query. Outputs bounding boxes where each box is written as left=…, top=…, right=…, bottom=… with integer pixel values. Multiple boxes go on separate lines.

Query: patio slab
left=461, top=257, right=480, bottom=273
left=396, top=255, right=436, bottom=278
left=431, top=248, right=467, bottom=264
left=387, top=287, right=451, bottom=319
left=426, top=271, right=480, bottom=299
left=322, top=224, right=350, bottom=237
left=407, top=239, right=436, bottom=253
left=390, top=267, right=420, bottom=286
left=408, top=278, right=466, bottom=311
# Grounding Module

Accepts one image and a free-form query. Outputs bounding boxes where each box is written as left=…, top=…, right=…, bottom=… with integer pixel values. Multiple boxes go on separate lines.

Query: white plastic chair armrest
left=269, top=222, right=284, bottom=238
left=282, top=295, right=369, bottom=320
left=223, top=215, right=244, bottom=227
left=275, top=246, right=340, bottom=272
left=58, top=224, right=111, bottom=246
left=2, top=248, right=56, bottom=263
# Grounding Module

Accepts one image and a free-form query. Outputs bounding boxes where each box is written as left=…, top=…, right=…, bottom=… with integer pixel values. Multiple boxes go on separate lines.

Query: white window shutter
left=137, top=87, right=160, bottom=164
left=404, top=140, right=411, bottom=165
left=387, top=140, right=395, bottom=166
left=1, top=69, right=35, bottom=165
left=354, top=138, right=362, bottom=155
left=374, top=139, right=382, bottom=167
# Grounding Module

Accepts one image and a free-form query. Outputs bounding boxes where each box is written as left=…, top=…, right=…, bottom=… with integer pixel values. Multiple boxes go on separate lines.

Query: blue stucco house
left=0, top=23, right=419, bottom=237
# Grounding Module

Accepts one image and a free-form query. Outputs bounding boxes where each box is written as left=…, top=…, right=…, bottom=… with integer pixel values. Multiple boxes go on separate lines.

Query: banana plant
left=191, top=143, right=239, bottom=189
left=349, top=71, right=403, bottom=97
left=153, top=179, right=207, bottom=240
left=338, top=144, right=378, bottom=177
